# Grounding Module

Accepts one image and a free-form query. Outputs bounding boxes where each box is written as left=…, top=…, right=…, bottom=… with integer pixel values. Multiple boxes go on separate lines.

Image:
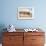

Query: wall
left=0, top=0, right=46, bottom=29
left=0, top=0, right=32, bottom=28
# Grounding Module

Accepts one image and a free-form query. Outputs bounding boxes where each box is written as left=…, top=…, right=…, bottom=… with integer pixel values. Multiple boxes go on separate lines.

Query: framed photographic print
left=17, top=7, right=34, bottom=19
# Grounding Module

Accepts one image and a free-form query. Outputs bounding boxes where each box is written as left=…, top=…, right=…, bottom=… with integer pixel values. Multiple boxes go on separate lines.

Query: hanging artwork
left=17, top=7, right=34, bottom=19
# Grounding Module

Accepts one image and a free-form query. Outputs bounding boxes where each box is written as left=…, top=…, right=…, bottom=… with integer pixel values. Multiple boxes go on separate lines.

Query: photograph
left=17, top=7, right=34, bottom=19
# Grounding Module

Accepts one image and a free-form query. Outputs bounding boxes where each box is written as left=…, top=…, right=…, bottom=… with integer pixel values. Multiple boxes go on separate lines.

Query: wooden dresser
left=2, top=32, right=45, bottom=46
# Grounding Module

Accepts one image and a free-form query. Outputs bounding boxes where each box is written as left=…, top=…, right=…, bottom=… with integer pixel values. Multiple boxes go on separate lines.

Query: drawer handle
left=9, top=38, right=12, bottom=40
left=32, top=39, right=36, bottom=40
left=9, top=38, right=13, bottom=40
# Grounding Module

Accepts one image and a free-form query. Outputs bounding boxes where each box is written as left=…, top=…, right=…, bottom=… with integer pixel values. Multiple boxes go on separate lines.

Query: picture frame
left=17, top=7, right=34, bottom=19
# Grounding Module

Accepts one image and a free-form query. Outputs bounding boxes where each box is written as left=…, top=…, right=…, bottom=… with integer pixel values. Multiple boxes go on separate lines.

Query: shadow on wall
left=0, top=24, right=7, bottom=43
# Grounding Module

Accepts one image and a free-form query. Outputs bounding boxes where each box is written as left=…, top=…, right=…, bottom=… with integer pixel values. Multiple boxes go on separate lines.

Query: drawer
left=3, top=38, right=23, bottom=46
left=24, top=32, right=44, bottom=36
left=3, top=32, right=23, bottom=36
left=3, top=44, right=15, bottom=46
left=32, top=44, right=44, bottom=46
left=3, top=43, right=23, bottom=46
left=32, top=36, right=45, bottom=44
left=24, top=36, right=32, bottom=40
left=3, top=36, right=23, bottom=44
left=24, top=36, right=32, bottom=46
